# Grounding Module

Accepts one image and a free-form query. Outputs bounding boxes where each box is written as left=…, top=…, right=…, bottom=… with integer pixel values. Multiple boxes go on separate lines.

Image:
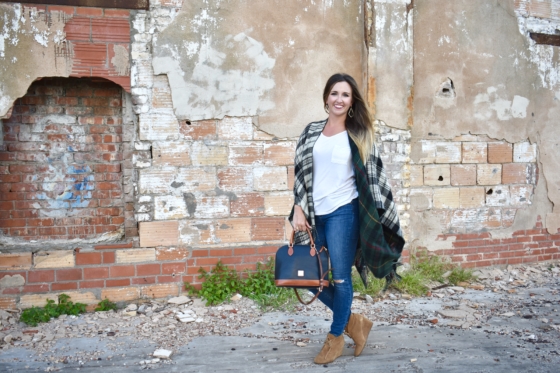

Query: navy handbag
left=274, top=228, right=331, bottom=305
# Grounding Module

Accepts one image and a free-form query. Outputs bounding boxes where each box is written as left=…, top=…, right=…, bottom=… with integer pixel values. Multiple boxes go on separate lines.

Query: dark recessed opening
left=530, top=32, right=560, bottom=47
left=487, top=189, right=493, bottom=195
left=438, top=176, right=443, bottom=181
left=185, top=120, right=191, bottom=125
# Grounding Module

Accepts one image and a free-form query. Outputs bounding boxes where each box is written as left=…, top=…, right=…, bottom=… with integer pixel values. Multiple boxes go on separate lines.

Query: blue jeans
left=311, top=198, right=359, bottom=336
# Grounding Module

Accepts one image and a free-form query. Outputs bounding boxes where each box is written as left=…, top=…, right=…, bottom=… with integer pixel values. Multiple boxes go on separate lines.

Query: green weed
left=95, top=298, right=118, bottom=312
left=20, top=294, right=87, bottom=327
left=185, top=259, right=297, bottom=310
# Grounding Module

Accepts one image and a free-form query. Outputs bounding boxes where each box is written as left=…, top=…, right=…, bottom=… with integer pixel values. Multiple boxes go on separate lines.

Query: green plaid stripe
left=289, top=120, right=405, bottom=284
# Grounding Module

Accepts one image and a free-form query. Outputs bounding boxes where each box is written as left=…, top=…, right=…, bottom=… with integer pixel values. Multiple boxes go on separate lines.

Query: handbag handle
left=289, top=228, right=316, bottom=256
left=293, top=269, right=331, bottom=305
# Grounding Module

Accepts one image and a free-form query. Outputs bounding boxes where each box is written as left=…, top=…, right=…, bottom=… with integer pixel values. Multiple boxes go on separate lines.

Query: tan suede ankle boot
left=314, top=333, right=345, bottom=364
left=344, top=313, right=373, bottom=356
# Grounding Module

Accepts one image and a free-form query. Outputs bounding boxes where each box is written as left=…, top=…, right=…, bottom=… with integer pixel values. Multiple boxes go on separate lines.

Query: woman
left=289, top=73, right=405, bottom=364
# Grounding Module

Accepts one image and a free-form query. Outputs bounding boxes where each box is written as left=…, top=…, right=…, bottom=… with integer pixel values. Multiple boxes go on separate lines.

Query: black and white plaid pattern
left=289, top=119, right=405, bottom=280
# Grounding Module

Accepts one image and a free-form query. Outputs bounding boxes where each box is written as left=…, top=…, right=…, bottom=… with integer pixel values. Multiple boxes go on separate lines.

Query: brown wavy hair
left=323, top=73, right=374, bottom=162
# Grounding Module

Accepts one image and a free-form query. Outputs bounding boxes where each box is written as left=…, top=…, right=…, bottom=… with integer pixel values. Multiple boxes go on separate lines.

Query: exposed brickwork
left=0, top=78, right=124, bottom=240
left=44, top=5, right=133, bottom=91
left=411, top=137, right=538, bottom=232
left=431, top=217, right=560, bottom=268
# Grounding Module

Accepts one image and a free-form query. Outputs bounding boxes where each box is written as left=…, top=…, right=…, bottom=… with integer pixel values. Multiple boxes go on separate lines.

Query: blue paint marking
left=67, top=146, right=75, bottom=152
left=33, top=193, right=48, bottom=200
left=57, top=191, right=74, bottom=200
left=67, top=165, right=92, bottom=174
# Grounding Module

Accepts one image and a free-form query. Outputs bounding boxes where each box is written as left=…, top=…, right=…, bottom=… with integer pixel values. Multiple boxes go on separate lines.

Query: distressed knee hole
left=333, top=279, right=344, bottom=284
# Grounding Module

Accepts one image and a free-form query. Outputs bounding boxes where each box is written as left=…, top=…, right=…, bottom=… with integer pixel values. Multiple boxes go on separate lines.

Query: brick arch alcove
left=0, top=77, right=124, bottom=241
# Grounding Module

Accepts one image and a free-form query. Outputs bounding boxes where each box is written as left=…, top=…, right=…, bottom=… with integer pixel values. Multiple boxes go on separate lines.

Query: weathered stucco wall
left=0, top=3, right=133, bottom=120
left=2, top=0, right=560, bottom=310
left=411, top=0, right=560, bottom=252
left=152, top=0, right=365, bottom=138
left=0, top=4, right=71, bottom=118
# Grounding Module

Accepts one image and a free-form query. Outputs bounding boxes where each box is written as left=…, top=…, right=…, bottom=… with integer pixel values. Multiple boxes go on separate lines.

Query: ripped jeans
left=311, top=198, right=359, bottom=336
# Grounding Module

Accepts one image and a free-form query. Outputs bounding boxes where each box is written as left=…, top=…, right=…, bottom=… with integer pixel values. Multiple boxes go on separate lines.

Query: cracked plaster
left=152, top=0, right=364, bottom=138
left=411, top=0, right=560, bottom=248
left=0, top=4, right=72, bottom=118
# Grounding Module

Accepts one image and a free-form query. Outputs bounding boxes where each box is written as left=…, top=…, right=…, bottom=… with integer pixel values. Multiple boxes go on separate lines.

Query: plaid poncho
left=288, top=119, right=405, bottom=285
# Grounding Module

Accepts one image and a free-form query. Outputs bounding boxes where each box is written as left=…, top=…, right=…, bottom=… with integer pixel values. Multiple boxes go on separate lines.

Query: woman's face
left=326, top=81, right=353, bottom=117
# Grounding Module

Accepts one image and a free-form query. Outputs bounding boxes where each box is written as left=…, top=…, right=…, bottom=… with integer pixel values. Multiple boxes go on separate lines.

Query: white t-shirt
left=312, top=131, right=358, bottom=215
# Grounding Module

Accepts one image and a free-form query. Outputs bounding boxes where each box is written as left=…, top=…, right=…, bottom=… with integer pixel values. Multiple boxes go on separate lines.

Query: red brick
left=0, top=219, right=26, bottom=228
left=106, top=279, right=130, bottom=287
left=93, top=88, right=121, bottom=97
left=499, top=251, right=524, bottom=258
left=83, top=267, right=109, bottom=279
left=75, top=7, right=103, bottom=16
left=157, top=276, right=177, bottom=283
left=192, top=250, right=208, bottom=257
left=467, top=239, right=488, bottom=248
left=208, top=249, right=233, bottom=257
left=22, top=284, right=49, bottom=293
left=56, top=268, right=82, bottom=281
left=79, top=280, right=104, bottom=288
left=131, top=277, right=156, bottom=285
left=488, top=142, right=512, bottom=163
left=103, top=251, right=115, bottom=264
left=459, top=247, right=478, bottom=255
left=27, top=270, right=54, bottom=283
left=136, top=264, right=160, bottom=276
left=0, top=175, right=21, bottom=183
left=195, top=257, right=220, bottom=266
left=502, top=163, right=531, bottom=184
left=508, top=244, right=525, bottom=251
left=220, top=257, right=243, bottom=265
left=110, top=265, right=135, bottom=277
left=162, top=263, right=186, bottom=275
left=76, top=252, right=102, bottom=265
left=104, top=9, right=131, bottom=18
left=51, top=282, right=78, bottom=291
left=95, top=242, right=132, bottom=250
left=456, top=232, right=491, bottom=240
left=234, top=247, right=257, bottom=256
left=257, top=246, right=277, bottom=254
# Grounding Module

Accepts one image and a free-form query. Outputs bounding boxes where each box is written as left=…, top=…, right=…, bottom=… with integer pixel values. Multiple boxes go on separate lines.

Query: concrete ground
left=1, top=263, right=559, bottom=372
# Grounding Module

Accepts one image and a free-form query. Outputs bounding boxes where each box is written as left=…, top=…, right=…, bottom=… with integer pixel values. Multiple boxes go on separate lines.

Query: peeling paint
left=473, top=86, right=530, bottom=121
left=0, top=4, right=72, bottom=117
left=152, top=0, right=364, bottom=138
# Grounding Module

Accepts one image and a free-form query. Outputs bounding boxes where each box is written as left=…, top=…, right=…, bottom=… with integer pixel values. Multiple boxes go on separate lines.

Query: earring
left=324, top=104, right=329, bottom=114
left=348, top=107, right=354, bottom=118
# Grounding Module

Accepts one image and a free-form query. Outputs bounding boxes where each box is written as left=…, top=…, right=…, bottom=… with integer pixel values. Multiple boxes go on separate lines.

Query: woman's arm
left=292, top=204, right=311, bottom=231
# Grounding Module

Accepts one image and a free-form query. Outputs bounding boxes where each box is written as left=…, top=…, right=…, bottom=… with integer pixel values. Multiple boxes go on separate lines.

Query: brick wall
left=29, top=3, right=132, bottom=91
left=410, top=134, right=537, bottom=233
left=430, top=216, right=560, bottom=268
left=0, top=243, right=279, bottom=309
left=0, top=78, right=124, bottom=240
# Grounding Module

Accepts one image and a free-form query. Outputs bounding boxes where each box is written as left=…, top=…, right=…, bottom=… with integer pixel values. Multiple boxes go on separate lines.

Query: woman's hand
left=292, top=205, right=311, bottom=232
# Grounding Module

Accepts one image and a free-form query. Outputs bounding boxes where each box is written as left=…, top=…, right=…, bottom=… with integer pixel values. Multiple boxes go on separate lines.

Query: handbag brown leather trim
left=274, top=279, right=330, bottom=287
